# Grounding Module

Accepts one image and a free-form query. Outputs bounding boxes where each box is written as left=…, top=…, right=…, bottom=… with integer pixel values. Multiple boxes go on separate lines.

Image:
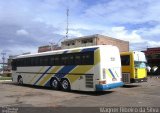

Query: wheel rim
left=62, top=80, right=69, bottom=90
left=52, top=79, right=58, bottom=88
left=18, top=78, right=23, bottom=84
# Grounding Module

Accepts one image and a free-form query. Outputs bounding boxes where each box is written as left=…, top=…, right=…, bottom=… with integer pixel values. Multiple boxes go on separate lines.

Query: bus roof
left=120, top=51, right=144, bottom=55
left=120, top=51, right=146, bottom=62
left=14, top=45, right=114, bottom=59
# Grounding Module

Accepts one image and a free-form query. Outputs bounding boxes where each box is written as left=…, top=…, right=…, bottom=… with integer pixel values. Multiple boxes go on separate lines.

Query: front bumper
left=96, top=82, right=124, bottom=91
left=130, top=77, right=147, bottom=83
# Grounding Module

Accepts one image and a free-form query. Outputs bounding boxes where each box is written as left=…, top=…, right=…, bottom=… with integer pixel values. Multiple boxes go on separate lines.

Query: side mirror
left=152, top=66, right=158, bottom=72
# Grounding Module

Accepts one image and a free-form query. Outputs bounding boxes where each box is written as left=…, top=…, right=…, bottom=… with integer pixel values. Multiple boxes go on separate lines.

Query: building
left=143, top=47, right=160, bottom=75
left=38, top=44, right=61, bottom=53
left=61, top=34, right=129, bottom=52
left=143, top=47, right=160, bottom=64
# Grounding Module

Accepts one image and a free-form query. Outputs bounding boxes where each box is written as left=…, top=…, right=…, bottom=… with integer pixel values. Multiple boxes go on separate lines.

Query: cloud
left=0, top=0, right=66, bottom=57
left=147, top=41, right=160, bottom=47
left=109, top=27, right=144, bottom=43
left=83, top=0, right=160, bottom=24
left=16, top=29, right=29, bottom=36
left=0, top=0, right=160, bottom=62
left=101, top=25, right=160, bottom=50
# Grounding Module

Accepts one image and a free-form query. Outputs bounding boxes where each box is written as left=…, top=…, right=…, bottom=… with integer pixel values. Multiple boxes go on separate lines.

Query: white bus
left=11, top=45, right=124, bottom=91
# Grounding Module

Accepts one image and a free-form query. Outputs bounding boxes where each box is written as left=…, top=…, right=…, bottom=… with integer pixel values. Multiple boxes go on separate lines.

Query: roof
left=14, top=45, right=114, bottom=59
left=61, top=34, right=98, bottom=42
left=61, top=34, right=129, bottom=43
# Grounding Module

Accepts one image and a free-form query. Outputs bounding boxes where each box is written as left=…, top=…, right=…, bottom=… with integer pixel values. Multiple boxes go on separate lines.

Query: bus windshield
left=134, top=61, right=146, bottom=68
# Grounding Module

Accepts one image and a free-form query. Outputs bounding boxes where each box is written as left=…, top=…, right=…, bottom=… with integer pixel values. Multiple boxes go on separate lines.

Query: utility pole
left=1, top=52, right=6, bottom=73
left=66, top=8, right=69, bottom=39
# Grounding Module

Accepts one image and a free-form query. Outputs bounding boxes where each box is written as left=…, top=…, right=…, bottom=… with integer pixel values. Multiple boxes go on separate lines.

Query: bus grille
left=122, top=73, right=130, bottom=84
left=85, top=75, right=93, bottom=88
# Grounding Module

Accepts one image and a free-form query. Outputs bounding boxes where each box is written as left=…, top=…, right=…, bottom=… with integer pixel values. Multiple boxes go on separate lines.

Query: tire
left=61, top=79, right=70, bottom=91
left=50, top=78, right=60, bottom=90
left=17, top=76, right=23, bottom=85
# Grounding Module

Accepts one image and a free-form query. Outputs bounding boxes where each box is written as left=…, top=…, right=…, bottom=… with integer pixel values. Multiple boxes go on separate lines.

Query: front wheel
left=61, top=79, right=70, bottom=91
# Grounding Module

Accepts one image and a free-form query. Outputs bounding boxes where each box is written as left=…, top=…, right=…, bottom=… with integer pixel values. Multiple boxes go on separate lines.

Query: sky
left=0, top=0, right=160, bottom=62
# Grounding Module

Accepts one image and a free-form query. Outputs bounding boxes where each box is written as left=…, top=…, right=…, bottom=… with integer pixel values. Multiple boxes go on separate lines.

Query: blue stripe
left=44, top=65, right=76, bottom=87
left=81, top=47, right=98, bottom=52
left=45, top=81, right=50, bottom=87
left=63, top=50, right=68, bottom=54
left=109, top=69, right=116, bottom=78
left=34, top=66, right=52, bottom=85
left=54, top=65, right=76, bottom=78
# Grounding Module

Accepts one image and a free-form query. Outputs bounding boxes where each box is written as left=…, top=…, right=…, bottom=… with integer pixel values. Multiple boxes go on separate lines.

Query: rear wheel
left=61, top=79, right=70, bottom=91
left=17, top=76, right=23, bottom=85
left=50, top=78, right=60, bottom=90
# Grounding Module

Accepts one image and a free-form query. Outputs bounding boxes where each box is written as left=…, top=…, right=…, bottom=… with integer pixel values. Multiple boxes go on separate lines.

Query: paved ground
left=0, top=77, right=160, bottom=107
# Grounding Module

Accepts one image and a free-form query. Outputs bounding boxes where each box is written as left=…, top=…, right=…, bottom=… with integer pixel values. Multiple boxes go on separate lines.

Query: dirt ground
left=0, top=77, right=160, bottom=107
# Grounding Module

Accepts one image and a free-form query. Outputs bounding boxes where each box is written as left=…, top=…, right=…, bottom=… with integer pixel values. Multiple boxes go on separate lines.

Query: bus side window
left=75, top=53, right=81, bottom=65
left=68, top=54, right=74, bottom=65
left=11, top=59, right=17, bottom=70
left=50, top=56, right=54, bottom=66
left=54, top=55, right=60, bottom=65
left=43, top=56, right=49, bottom=66
left=121, top=55, right=130, bottom=65
left=34, top=57, right=39, bottom=66
left=23, top=58, right=27, bottom=66
left=19, top=59, right=22, bottom=66
left=26, top=58, right=29, bottom=66
left=39, top=57, right=43, bottom=66
left=31, top=57, right=35, bottom=66
left=61, top=55, right=69, bottom=65
left=17, top=59, right=21, bottom=67
left=81, top=52, right=93, bottom=65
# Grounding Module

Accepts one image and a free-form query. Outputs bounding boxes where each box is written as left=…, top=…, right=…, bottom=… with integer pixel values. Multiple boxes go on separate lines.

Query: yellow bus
left=120, top=51, right=147, bottom=84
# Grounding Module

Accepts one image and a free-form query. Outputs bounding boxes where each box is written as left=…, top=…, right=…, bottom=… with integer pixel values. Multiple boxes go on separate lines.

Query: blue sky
left=0, top=0, right=160, bottom=62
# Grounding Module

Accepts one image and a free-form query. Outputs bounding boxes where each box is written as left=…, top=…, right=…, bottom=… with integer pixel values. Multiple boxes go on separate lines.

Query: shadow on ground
left=69, top=90, right=114, bottom=96
left=2, top=82, right=114, bottom=96
left=122, top=84, right=141, bottom=88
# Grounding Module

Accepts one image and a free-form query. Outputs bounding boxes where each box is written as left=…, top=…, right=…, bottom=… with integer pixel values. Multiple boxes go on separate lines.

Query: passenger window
left=61, top=55, right=68, bottom=65
left=81, top=52, right=93, bottom=65
left=43, top=57, right=48, bottom=66
left=50, top=56, right=54, bottom=65
left=54, top=55, right=60, bottom=65
left=75, top=54, right=81, bottom=65
left=68, top=54, right=74, bottom=65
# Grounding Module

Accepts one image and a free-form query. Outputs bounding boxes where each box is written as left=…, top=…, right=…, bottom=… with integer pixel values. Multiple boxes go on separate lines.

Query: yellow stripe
left=29, top=67, right=45, bottom=84
left=66, top=65, right=93, bottom=84
left=66, top=48, right=101, bottom=84
left=94, top=49, right=100, bottom=64
left=106, top=69, right=112, bottom=78
left=38, top=66, right=62, bottom=86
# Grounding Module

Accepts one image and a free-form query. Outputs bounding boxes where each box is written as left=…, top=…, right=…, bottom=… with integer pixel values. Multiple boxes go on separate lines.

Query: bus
left=11, top=45, right=124, bottom=91
left=120, top=51, right=147, bottom=84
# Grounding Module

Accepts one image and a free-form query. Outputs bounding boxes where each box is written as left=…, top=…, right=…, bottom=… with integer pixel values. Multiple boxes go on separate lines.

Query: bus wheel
left=61, top=79, right=70, bottom=91
left=50, top=78, right=60, bottom=90
left=17, top=76, right=23, bottom=85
